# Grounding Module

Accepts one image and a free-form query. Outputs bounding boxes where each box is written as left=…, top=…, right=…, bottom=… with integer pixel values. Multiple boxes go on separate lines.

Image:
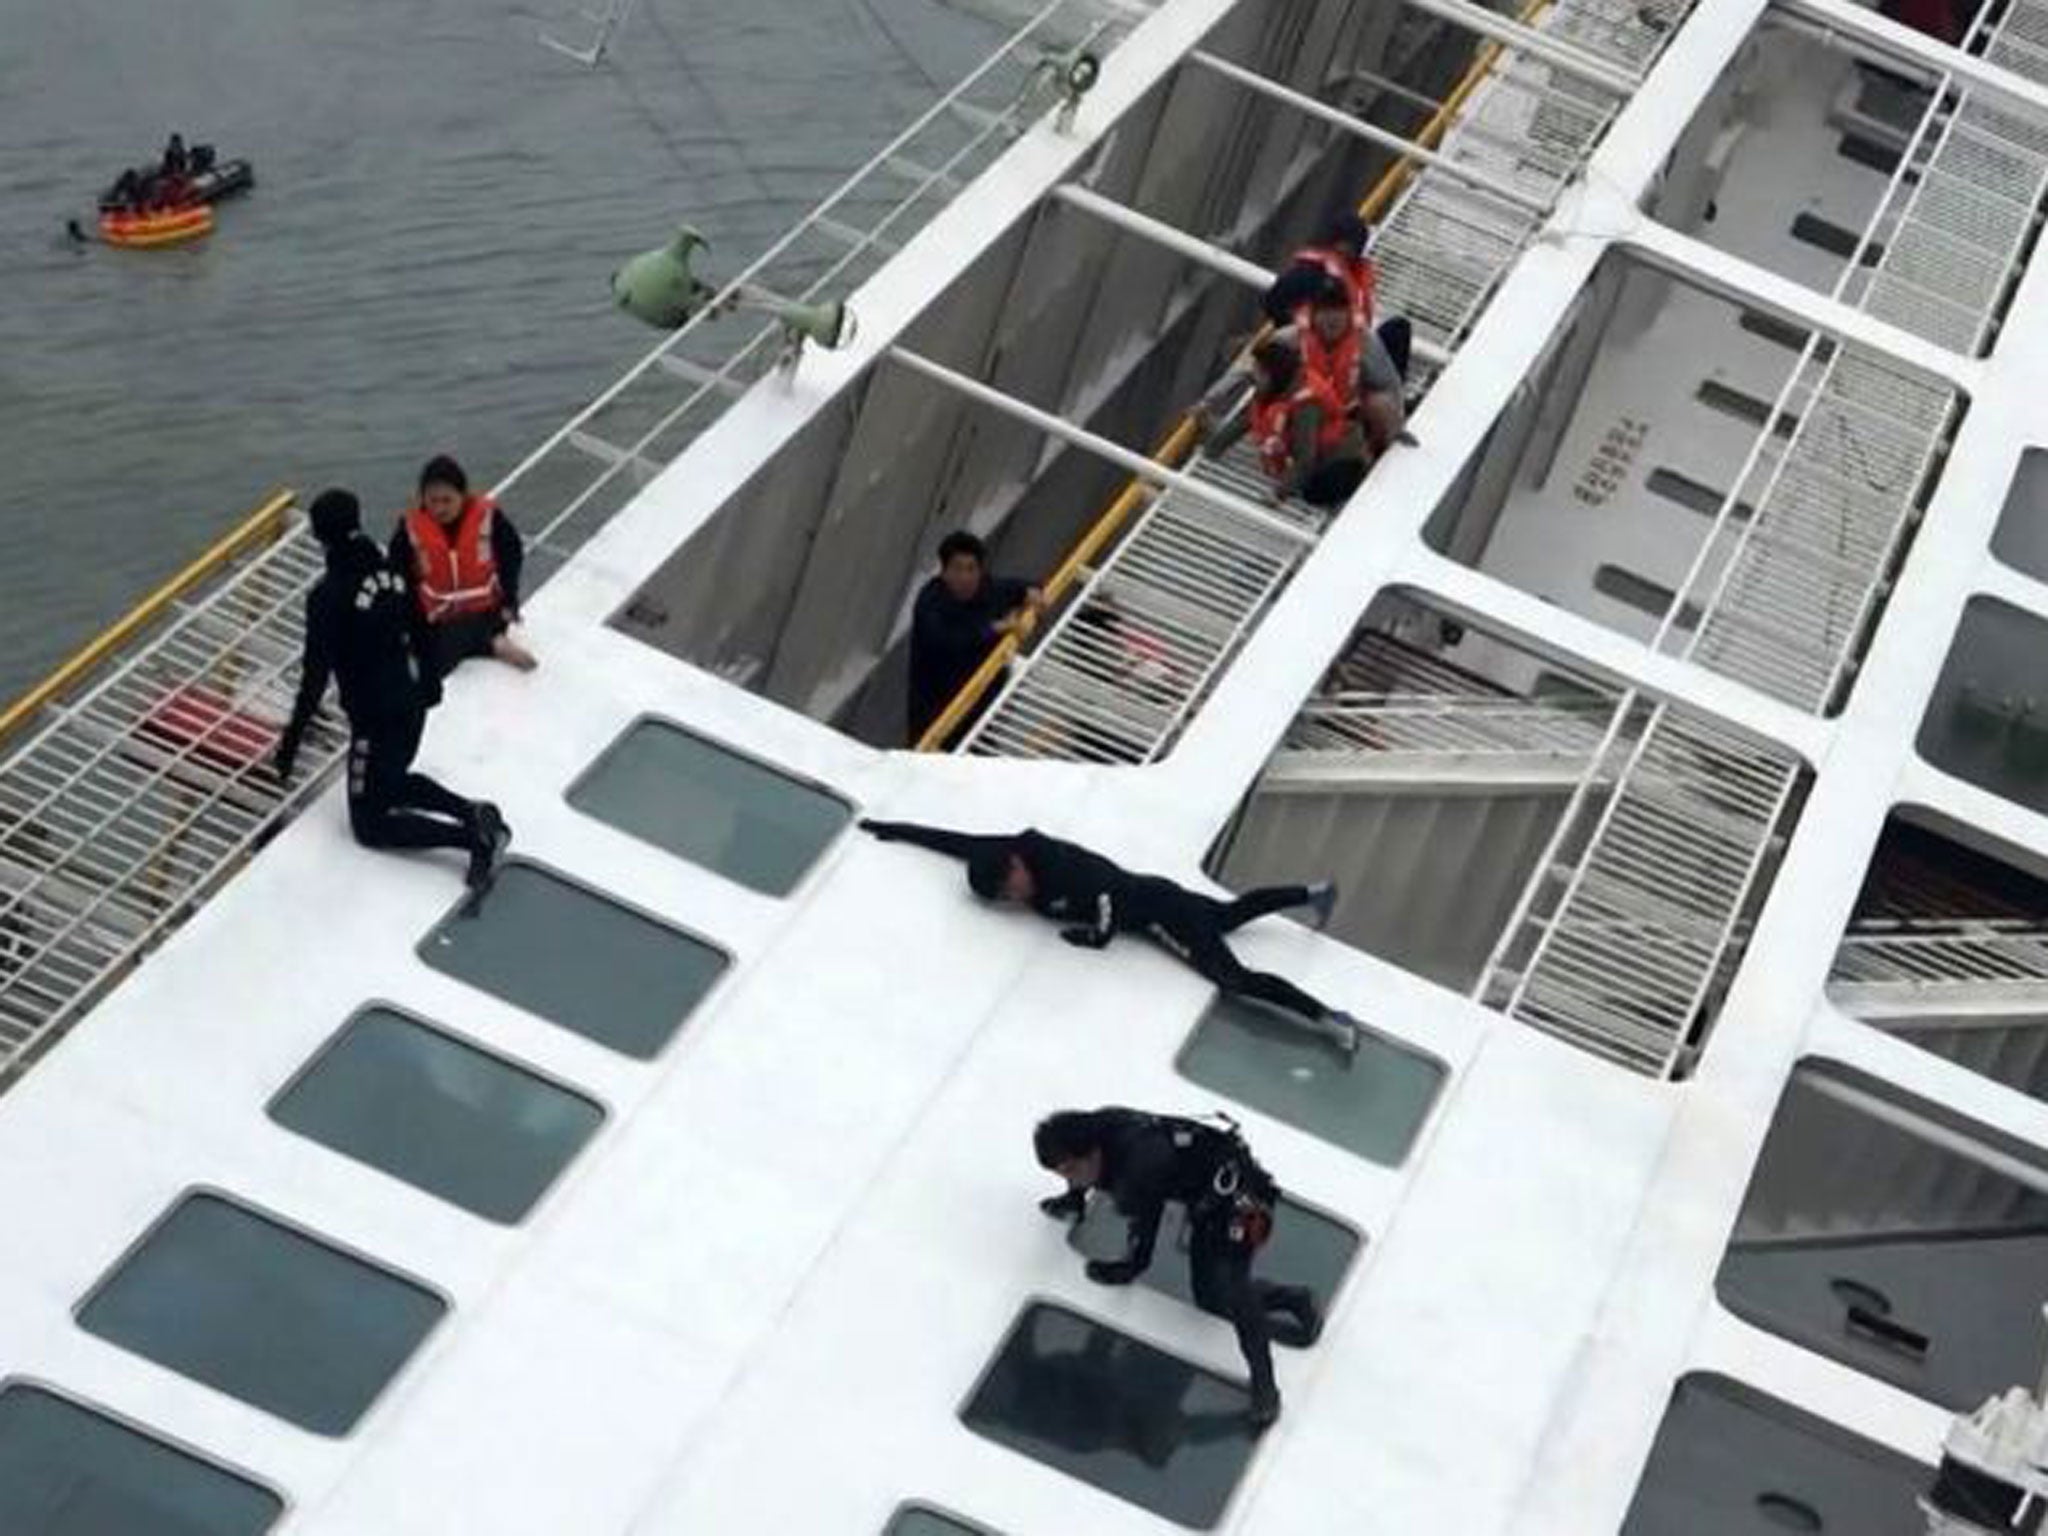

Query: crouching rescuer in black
left=860, top=819, right=1362, bottom=1057
left=273, top=489, right=511, bottom=890
left=1035, top=1108, right=1322, bottom=1429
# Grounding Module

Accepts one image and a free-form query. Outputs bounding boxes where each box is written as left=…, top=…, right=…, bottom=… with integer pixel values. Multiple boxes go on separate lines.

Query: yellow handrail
left=913, top=15, right=1539, bottom=752
left=0, top=487, right=296, bottom=746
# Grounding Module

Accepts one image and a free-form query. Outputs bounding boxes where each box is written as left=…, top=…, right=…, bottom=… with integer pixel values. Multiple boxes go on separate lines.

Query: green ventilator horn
left=610, top=224, right=856, bottom=369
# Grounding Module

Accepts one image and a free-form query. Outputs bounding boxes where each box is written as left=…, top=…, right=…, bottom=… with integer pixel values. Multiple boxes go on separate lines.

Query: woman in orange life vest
left=388, top=454, right=538, bottom=678
left=1209, top=337, right=1367, bottom=508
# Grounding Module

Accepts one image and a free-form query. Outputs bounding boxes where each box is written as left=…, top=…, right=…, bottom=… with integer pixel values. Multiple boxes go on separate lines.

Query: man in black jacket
left=1035, top=1107, right=1322, bottom=1429
left=273, top=488, right=510, bottom=890
left=859, top=818, right=1360, bottom=1056
left=906, top=531, right=1043, bottom=745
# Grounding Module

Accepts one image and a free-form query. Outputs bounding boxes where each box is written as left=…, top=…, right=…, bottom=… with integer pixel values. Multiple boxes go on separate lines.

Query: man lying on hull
left=858, top=817, right=1361, bottom=1058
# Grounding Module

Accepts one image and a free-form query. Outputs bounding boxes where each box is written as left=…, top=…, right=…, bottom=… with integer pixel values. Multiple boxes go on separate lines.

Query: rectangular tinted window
left=1918, top=597, right=2048, bottom=818
left=961, top=1303, right=1255, bottom=1528
left=270, top=1007, right=604, bottom=1222
left=1622, top=1374, right=1930, bottom=1534
left=1066, top=1190, right=1360, bottom=1329
left=1178, top=997, right=1443, bottom=1167
left=1992, top=448, right=2048, bottom=583
left=419, top=861, right=726, bottom=1058
left=886, top=1506, right=996, bottom=1536
left=568, top=719, right=852, bottom=896
left=77, top=1194, right=445, bottom=1436
left=0, top=1384, right=282, bottom=1536
left=1717, top=1063, right=2048, bottom=1410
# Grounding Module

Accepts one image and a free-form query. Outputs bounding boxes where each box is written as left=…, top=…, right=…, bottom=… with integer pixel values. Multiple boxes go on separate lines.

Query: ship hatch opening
left=1830, top=807, right=2048, bottom=1105
left=1424, top=247, right=1966, bottom=716
left=1646, top=4, right=2048, bottom=359
left=1206, top=590, right=1809, bottom=1079
left=1718, top=1059, right=2048, bottom=1410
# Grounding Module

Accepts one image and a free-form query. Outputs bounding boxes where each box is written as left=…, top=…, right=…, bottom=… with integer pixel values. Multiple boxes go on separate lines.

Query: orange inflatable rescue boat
left=98, top=203, right=214, bottom=249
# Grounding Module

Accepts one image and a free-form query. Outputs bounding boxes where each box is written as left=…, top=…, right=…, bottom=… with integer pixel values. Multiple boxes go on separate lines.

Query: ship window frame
left=564, top=713, right=857, bottom=898
left=415, top=857, right=732, bottom=1060
left=0, top=1376, right=288, bottom=1534
left=266, top=1001, right=608, bottom=1224
left=1174, top=996, right=1447, bottom=1169
left=1064, top=1184, right=1364, bottom=1325
left=955, top=1297, right=1260, bottom=1530
left=72, top=1187, right=450, bottom=1438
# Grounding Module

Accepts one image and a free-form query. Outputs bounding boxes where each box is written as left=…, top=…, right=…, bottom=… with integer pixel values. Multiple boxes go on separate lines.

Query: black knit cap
left=307, top=488, right=361, bottom=545
left=418, top=454, right=467, bottom=495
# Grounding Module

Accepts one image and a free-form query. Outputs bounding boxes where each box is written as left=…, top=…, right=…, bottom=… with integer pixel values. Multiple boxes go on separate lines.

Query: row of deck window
left=0, top=716, right=1450, bottom=1532
left=19, top=710, right=2033, bottom=1529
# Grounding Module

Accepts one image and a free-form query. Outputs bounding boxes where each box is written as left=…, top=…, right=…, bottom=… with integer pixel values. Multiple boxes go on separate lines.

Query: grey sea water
left=0, top=0, right=1000, bottom=702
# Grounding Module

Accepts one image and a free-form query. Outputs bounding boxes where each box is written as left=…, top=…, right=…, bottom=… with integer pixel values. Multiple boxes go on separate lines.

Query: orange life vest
left=1250, top=378, right=1350, bottom=483
left=405, top=496, right=502, bottom=622
left=1295, top=317, right=1363, bottom=417
left=1293, top=243, right=1377, bottom=329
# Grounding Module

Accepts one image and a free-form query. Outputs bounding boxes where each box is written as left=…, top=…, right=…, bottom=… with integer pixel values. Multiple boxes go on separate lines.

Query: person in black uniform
left=905, top=531, right=1043, bottom=745
left=1034, top=1106, right=1323, bottom=1429
left=859, top=818, right=1361, bottom=1056
left=272, top=488, right=510, bottom=889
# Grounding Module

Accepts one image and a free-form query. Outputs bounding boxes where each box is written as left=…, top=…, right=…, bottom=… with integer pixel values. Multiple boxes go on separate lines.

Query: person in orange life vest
left=389, top=454, right=537, bottom=679
left=1205, top=338, right=1366, bottom=508
left=1288, top=275, right=1412, bottom=461
left=1261, top=211, right=1378, bottom=331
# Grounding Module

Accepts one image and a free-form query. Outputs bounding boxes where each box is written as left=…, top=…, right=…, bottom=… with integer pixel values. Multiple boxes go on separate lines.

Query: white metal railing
left=1663, top=0, right=2048, bottom=713
left=961, top=442, right=1316, bottom=762
left=1287, top=692, right=1613, bottom=757
left=1480, top=701, right=1803, bottom=1075
left=1833, top=917, right=2048, bottom=989
left=0, top=525, right=347, bottom=1085
left=959, top=0, right=1690, bottom=763
left=500, top=0, right=1143, bottom=574
left=0, top=3, right=1151, bottom=1089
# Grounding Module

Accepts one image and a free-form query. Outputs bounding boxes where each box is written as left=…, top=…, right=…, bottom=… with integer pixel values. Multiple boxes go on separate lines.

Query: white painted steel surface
left=7, top=0, right=2048, bottom=1531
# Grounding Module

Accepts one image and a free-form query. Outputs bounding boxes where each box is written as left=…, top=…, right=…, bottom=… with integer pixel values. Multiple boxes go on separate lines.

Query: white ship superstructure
left=5, top=0, right=2048, bottom=1529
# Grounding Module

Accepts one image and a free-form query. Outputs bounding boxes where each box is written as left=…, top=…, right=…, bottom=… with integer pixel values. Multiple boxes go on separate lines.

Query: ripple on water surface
left=0, top=0, right=999, bottom=701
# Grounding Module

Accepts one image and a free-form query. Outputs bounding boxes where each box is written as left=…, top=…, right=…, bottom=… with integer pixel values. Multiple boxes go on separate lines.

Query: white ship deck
left=6, top=0, right=2048, bottom=1530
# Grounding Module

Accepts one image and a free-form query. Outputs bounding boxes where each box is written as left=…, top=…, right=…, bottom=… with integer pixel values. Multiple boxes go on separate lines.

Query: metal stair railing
left=0, top=8, right=1152, bottom=1091
left=0, top=500, right=350, bottom=1088
left=1284, top=692, right=1614, bottom=758
left=948, top=0, right=1689, bottom=764
left=1663, top=0, right=2048, bottom=714
left=959, top=445, right=1318, bottom=762
left=1478, top=701, right=1803, bottom=1076
left=495, top=0, right=1143, bottom=579
left=1833, top=916, right=2048, bottom=990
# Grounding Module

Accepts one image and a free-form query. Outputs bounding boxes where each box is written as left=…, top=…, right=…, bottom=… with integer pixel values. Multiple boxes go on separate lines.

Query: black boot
left=1247, top=1379, right=1282, bottom=1431
left=465, top=803, right=511, bottom=892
